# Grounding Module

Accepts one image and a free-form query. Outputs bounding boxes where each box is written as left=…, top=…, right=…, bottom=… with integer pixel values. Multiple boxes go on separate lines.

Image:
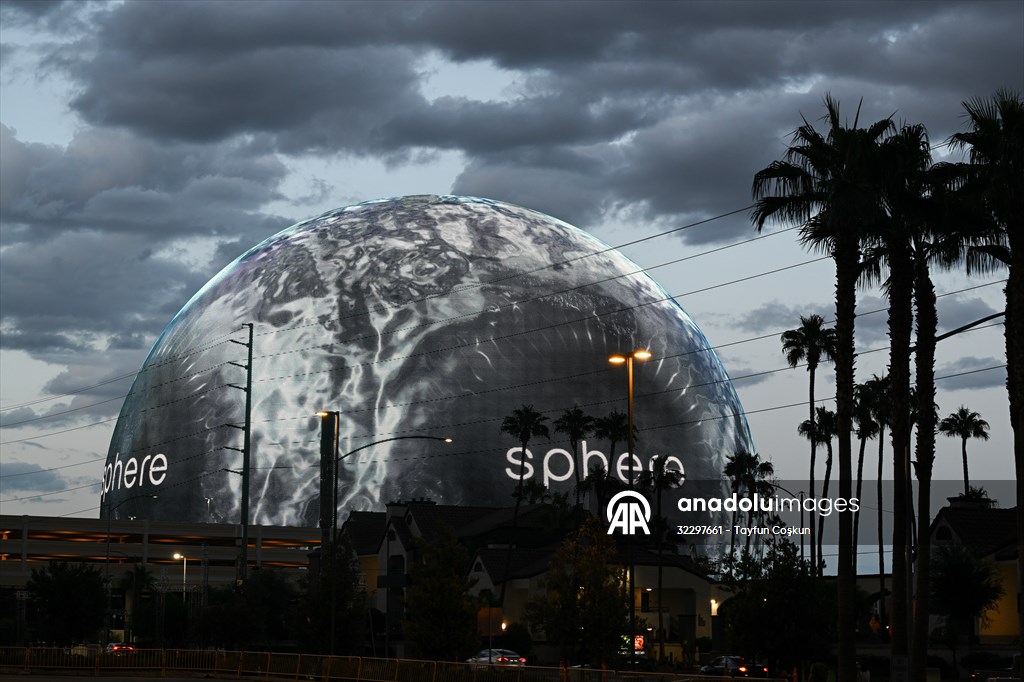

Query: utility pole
left=227, top=323, right=254, bottom=584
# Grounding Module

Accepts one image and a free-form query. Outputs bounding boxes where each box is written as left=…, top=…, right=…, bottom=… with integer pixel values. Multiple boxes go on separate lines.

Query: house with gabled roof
left=338, top=497, right=723, bottom=662
left=930, top=496, right=1019, bottom=644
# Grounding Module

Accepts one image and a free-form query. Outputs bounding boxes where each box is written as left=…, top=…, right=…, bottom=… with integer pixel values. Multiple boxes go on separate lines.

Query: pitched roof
left=474, top=546, right=560, bottom=583
left=406, top=503, right=508, bottom=541
left=340, top=511, right=386, bottom=555
left=931, top=503, right=1018, bottom=558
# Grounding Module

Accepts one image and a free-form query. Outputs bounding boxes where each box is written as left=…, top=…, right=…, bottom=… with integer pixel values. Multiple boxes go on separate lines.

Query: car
left=68, top=643, right=101, bottom=657
left=700, top=656, right=769, bottom=677
left=466, top=649, right=527, bottom=668
left=105, top=643, right=135, bottom=654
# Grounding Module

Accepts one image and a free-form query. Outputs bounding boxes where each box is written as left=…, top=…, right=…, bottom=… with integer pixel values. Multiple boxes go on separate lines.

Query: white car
left=466, top=649, right=526, bottom=668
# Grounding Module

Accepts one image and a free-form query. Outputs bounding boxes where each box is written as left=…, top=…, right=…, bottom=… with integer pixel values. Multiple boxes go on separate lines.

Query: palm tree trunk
left=853, top=434, right=867, bottom=575
left=808, top=366, right=818, bottom=575
left=500, top=440, right=529, bottom=607
left=877, top=425, right=887, bottom=635
left=818, top=444, right=832, bottom=571
left=834, top=230, right=859, bottom=682
left=1007, top=236, right=1024, bottom=668
left=911, top=256, right=938, bottom=682
left=887, top=238, right=914, bottom=661
left=961, top=438, right=970, bottom=494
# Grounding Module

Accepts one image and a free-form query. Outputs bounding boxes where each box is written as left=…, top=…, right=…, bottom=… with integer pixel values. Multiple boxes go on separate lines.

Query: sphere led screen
left=103, top=195, right=753, bottom=525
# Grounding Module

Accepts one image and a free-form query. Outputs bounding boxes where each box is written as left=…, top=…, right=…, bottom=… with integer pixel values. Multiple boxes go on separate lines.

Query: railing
left=0, top=647, right=788, bottom=682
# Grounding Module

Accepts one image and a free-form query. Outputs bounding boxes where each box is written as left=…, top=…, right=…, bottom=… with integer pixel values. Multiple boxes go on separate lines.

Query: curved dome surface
left=103, top=195, right=752, bottom=525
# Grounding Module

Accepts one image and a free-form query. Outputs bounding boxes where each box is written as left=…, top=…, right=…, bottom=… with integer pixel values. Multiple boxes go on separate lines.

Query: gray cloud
left=734, top=300, right=834, bottom=334
left=33, top=0, right=1018, bottom=237
left=0, top=460, right=68, bottom=493
left=936, top=356, right=1007, bottom=391
left=936, top=296, right=1001, bottom=336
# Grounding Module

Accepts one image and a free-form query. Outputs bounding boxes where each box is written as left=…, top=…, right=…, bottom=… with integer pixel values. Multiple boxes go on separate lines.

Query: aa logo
left=606, top=490, right=651, bottom=536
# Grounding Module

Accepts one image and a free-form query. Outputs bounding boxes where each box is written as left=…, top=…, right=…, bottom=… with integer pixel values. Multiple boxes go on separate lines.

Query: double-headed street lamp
left=317, top=410, right=452, bottom=655
left=609, top=348, right=651, bottom=667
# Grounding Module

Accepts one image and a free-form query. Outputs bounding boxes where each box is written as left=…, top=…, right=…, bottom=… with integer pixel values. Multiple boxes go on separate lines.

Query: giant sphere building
left=103, top=195, right=752, bottom=525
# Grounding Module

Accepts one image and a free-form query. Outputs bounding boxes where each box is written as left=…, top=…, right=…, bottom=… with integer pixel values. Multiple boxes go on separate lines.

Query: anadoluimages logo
left=606, top=490, right=651, bottom=536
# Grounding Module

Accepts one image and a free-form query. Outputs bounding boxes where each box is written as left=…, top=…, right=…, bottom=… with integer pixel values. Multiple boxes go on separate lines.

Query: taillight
left=518, top=658, right=526, bottom=663
left=497, top=657, right=509, bottom=663
left=739, top=666, right=749, bottom=673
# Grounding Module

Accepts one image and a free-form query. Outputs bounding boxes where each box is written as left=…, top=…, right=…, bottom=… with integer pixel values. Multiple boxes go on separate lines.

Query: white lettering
left=123, top=457, right=138, bottom=488
left=581, top=440, right=607, bottom=475
left=148, top=454, right=168, bottom=486
left=615, top=453, right=643, bottom=482
left=542, top=448, right=574, bottom=486
left=504, top=447, right=535, bottom=481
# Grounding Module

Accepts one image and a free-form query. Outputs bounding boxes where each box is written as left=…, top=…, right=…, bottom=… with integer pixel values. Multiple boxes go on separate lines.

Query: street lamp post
left=173, top=553, right=188, bottom=600
left=609, top=349, right=651, bottom=668
left=315, top=411, right=452, bottom=656
left=105, top=493, right=156, bottom=645
left=772, top=483, right=806, bottom=562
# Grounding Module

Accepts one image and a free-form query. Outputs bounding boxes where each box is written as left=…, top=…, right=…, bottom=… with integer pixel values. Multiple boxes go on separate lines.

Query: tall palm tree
left=753, top=95, right=895, bottom=681
left=780, top=313, right=836, bottom=572
left=949, top=91, right=1022, bottom=568
left=499, top=404, right=550, bottom=606
left=723, top=450, right=775, bottom=568
left=950, top=91, right=1023, bottom=659
left=938, top=407, right=991, bottom=494
left=593, top=410, right=631, bottom=479
left=852, top=381, right=880, bottom=570
left=554, top=405, right=596, bottom=507
left=637, top=455, right=685, bottom=661
left=590, top=410, right=633, bottom=510
left=859, top=373, right=890, bottom=630
left=799, top=406, right=837, bottom=575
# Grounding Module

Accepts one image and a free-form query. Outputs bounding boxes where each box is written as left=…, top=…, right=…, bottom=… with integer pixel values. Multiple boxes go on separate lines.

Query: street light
left=105, top=493, right=156, bottom=645
left=608, top=349, right=650, bottom=487
left=609, top=348, right=651, bottom=668
left=772, top=483, right=806, bottom=562
left=172, top=553, right=188, bottom=600
left=316, top=411, right=452, bottom=655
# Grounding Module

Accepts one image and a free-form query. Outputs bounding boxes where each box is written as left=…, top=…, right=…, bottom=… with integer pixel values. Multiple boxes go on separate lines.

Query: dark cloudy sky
left=1, top=0, right=1021, bottom=520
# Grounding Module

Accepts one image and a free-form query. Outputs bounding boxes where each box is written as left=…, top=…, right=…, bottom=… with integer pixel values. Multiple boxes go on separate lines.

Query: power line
left=0, top=281, right=1004, bottom=460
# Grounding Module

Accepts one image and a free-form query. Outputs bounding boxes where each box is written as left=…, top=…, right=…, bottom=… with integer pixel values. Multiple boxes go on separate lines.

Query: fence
left=0, top=647, right=786, bottom=682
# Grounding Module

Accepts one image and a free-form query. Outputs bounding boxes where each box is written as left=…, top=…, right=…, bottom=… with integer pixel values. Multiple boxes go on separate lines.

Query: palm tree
left=780, top=313, right=836, bottom=572
left=950, top=91, right=1023, bottom=659
left=852, top=381, right=880, bottom=569
left=590, top=410, right=633, bottom=509
left=499, top=404, right=550, bottom=606
left=593, top=410, right=631, bottom=479
left=938, top=407, right=991, bottom=494
left=799, top=406, right=837, bottom=575
left=554, top=405, right=596, bottom=507
left=637, top=455, right=685, bottom=661
left=752, top=95, right=895, bottom=682
left=859, top=373, right=890, bottom=630
left=723, top=450, right=775, bottom=569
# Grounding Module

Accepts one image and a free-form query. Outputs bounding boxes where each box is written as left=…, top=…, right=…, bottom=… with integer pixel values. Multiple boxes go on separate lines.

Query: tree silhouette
left=799, top=406, right=836, bottom=574
left=27, top=562, right=105, bottom=645
left=948, top=90, right=1023, bottom=662
left=930, top=543, right=1004, bottom=674
left=499, top=404, right=550, bottom=606
left=780, top=313, right=836, bottom=573
left=638, top=454, right=685, bottom=660
left=753, top=95, right=898, bottom=680
left=554, top=405, right=596, bottom=507
left=938, top=406, right=991, bottom=495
